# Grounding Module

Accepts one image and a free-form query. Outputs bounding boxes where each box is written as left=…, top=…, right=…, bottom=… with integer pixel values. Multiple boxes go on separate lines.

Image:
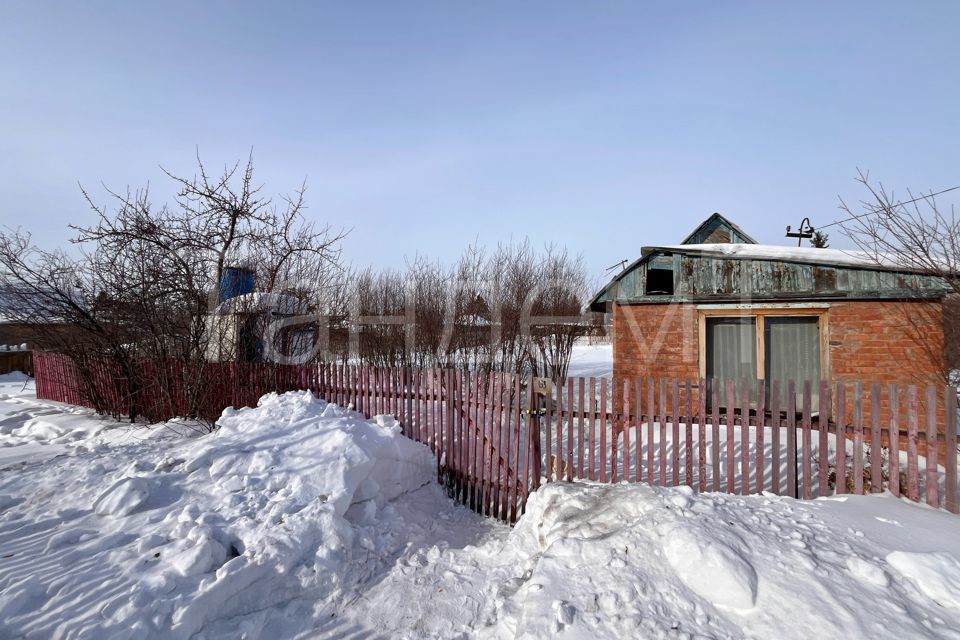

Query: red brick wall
left=612, top=300, right=950, bottom=450
left=612, top=300, right=946, bottom=388
left=828, top=300, right=945, bottom=388
left=612, top=303, right=699, bottom=386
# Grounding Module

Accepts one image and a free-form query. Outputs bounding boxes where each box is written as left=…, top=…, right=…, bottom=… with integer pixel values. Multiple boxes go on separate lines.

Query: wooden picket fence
left=33, top=352, right=960, bottom=521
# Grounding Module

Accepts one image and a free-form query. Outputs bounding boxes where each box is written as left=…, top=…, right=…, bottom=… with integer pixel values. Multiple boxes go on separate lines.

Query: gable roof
left=680, top=212, right=757, bottom=245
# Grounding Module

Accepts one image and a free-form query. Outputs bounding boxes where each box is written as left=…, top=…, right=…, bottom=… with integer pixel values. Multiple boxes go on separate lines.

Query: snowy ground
left=567, top=342, right=612, bottom=381
left=3, top=369, right=960, bottom=639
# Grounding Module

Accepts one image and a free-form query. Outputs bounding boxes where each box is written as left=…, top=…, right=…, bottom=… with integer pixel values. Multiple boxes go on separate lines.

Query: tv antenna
left=785, top=217, right=815, bottom=246
left=605, top=259, right=628, bottom=273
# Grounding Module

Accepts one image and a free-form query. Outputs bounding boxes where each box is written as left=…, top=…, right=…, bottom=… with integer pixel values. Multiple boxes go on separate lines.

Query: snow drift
left=0, top=391, right=434, bottom=639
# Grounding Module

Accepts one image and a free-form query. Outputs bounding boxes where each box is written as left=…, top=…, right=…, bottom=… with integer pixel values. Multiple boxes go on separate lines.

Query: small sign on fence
left=530, top=377, right=553, bottom=396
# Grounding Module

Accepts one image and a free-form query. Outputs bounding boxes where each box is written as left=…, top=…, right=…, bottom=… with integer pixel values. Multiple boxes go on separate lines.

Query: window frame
left=697, top=307, right=830, bottom=383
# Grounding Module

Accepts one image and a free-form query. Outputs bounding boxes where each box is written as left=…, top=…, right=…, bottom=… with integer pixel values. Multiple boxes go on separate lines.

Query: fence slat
left=472, top=372, right=483, bottom=511
left=545, top=382, right=553, bottom=483
left=496, top=371, right=505, bottom=514
left=943, top=386, right=960, bottom=513
left=661, top=378, right=669, bottom=486
left=589, top=378, right=597, bottom=482
left=926, top=385, right=939, bottom=508
left=608, top=380, right=617, bottom=484
left=835, top=383, right=845, bottom=494
left=871, top=383, right=882, bottom=494
left=622, top=379, right=630, bottom=483
left=599, top=378, right=607, bottom=483
left=907, top=385, right=919, bottom=501
left=818, top=381, right=829, bottom=497
left=578, top=378, right=585, bottom=480
left=802, top=381, right=812, bottom=500
left=853, top=382, right=864, bottom=495
left=673, top=379, right=681, bottom=487
left=712, top=381, right=721, bottom=492
left=647, top=377, right=655, bottom=485
left=888, top=384, right=900, bottom=498
left=524, top=375, right=539, bottom=512
left=945, top=386, right=957, bottom=514
left=698, top=378, right=707, bottom=492
left=741, top=379, right=751, bottom=495
left=635, top=377, right=643, bottom=483
left=787, top=381, right=797, bottom=498
left=556, top=381, right=565, bottom=482
left=756, top=380, right=766, bottom=494
left=726, top=380, right=736, bottom=494
left=685, top=379, right=693, bottom=488
left=509, top=374, right=521, bottom=521
left=567, top=378, right=575, bottom=483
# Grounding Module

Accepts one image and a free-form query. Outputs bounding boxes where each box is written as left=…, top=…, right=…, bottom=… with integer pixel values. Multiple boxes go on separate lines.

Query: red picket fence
left=33, top=352, right=960, bottom=521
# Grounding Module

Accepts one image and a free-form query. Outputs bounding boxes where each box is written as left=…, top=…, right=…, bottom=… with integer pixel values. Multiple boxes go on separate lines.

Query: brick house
left=588, top=214, right=952, bottom=408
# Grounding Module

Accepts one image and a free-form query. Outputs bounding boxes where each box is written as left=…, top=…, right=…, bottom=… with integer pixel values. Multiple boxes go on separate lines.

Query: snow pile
left=472, top=483, right=960, bottom=638
left=0, top=391, right=434, bottom=639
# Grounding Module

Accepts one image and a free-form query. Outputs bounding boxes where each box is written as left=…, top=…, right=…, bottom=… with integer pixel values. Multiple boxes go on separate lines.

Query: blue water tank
left=218, top=266, right=256, bottom=303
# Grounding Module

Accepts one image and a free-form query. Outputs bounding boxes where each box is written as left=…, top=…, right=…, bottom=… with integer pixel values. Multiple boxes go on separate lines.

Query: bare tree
left=0, top=155, right=345, bottom=424
left=839, top=170, right=959, bottom=383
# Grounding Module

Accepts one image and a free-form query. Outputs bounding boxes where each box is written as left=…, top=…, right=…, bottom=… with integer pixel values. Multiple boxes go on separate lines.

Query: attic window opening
left=646, top=267, right=674, bottom=295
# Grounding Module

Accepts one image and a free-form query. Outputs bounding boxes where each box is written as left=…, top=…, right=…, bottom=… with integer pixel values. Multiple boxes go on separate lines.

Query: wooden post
left=871, top=383, right=882, bottom=493
left=508, top=374, right=520, bottom=521
left=756, top=380, right=766, bottom=494
left=567, top=377, right=574, bottom=482
left=726, top=379, right=736, bottom=494
left=907, top=385, right=919, bottom=501
left=647, top=377, right=655, bottom=485
left=787, top=381, right=797, bottom=499
left=578, top=377, right=586, bottom=480
left=888, top=384, right=900, bottom=497
left=622, top=379, right=630, bottom=483
left=635, top=377, right=644, bottom=484
left=673, top=378, right=681, bottom=486
left=599, top=377, right=607, bottom=483
left=742, top=378, right=751, bottom=495
left=835, top=382, right=847, bottom=495
left=698, top=378, right=707, bottom=492
left=685, top=379, right=694, bottom=488
left=926, top=385, right=939, bottom=508
left=945, top=386, right=958, bottom=514
left=712, top=380, right=721, bottom=492
left=853, top=382, right=864, bottom=495
left=818, top=381, right=829, bottom=497
left=802, top=381, right=812, bottom=500
left=608, top=380, right=617, bottom=483
left=660, top=378, right=669, bottom=486
left=589, top=378, right=597, bottom=482
left=545, top=381, right=553, bottom=483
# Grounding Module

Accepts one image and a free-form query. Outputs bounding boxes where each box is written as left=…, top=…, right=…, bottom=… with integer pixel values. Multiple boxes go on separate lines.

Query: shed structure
left=589, top=214, right=952, bottom=408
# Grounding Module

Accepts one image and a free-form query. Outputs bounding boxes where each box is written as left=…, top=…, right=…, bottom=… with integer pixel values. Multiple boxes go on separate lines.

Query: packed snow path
left=3, top=373, right=960, bottom=638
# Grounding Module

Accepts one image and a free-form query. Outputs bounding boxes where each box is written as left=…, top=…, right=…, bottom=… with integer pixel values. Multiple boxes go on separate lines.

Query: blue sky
left=2, top=2, right=958, bottom=280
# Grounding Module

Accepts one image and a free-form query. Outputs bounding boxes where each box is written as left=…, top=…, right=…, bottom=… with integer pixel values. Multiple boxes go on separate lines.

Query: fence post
left=907, top=385, right=919, bottom=501
left=926, top=385, right=939, bottom=508
left=599, top=378, right=607, bottom=483
left=787, top=380, right=798, bottom=499
left=945, top=386, right=958, bottom=514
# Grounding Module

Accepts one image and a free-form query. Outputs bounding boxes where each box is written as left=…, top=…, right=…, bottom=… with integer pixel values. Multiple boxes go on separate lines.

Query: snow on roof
left=214, top=292, right=312, bottom=316
left=0, top=285, right=84, bottom=323
left=646, top=243, right=940, bottom=274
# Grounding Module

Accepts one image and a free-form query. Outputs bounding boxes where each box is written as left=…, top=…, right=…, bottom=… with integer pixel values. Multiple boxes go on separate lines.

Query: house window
left=645, top=268, right=674, bottom=295
left=764, top=316, right=820, bottom=402
left=705, top=317, right=757, bottom=388
left=701, top=310, right=826, bottom=408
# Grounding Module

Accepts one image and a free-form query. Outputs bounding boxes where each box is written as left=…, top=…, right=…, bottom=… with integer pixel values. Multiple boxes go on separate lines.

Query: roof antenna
left=605, top=259, right=628, bottom=273
left=785, top=217, right=815, bottom=247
